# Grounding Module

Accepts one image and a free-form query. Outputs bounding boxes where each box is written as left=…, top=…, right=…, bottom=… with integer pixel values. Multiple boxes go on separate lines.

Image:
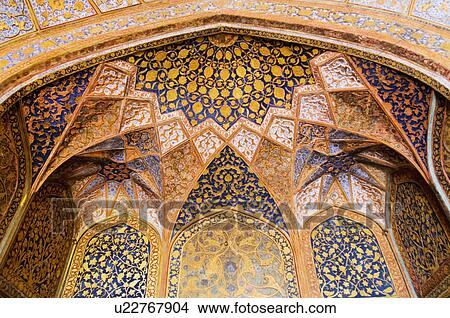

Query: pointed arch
left=167, top=209, right=299, bottom=297
left=298, top=207, right=411, bottom=297
left=61, top=214, right=160, bottom=298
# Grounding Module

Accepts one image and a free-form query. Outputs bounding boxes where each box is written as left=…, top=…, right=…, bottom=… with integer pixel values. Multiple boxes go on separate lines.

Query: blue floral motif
left=173, top=146, right=287, bottom=235
left=73, top=224, right=150, bottom=298
left=352, top=57, right=431, bottom=166
left=311, top=216, right=396, bottom=298
left=23, top=67, right=96, bottom=179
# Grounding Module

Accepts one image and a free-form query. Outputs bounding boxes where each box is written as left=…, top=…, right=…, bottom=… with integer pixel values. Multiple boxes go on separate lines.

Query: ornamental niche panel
left=72, top=224, right=150, bottom=298
left=391, top=173, right=450, bottom=297
left=168, top=211, right=299, bottom=298
left=310, top=215, right=396, bottom=298
left=62, top=218, right=160, bottom=298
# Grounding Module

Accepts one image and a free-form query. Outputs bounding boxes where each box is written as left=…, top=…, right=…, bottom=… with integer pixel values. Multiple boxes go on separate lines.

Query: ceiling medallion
left=207, top=33, right=239, bottom=47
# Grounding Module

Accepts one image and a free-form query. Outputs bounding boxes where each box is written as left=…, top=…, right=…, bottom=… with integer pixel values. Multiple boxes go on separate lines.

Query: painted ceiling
left=12, top=32, right=440, bottom=238
left=0, top=0, right=449, bottom=114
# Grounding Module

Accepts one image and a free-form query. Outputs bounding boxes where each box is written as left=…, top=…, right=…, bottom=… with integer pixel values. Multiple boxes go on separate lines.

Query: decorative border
left=389, top=170, right=450, bottom=297
left=1, top=0, right=449, bottom=47
left=167, top=209, right=300, bottom=298
left=432, top=94, right=450, bottom=197
left=0, top=105, right=28, bottom=241
left=61, top=214, right=161, bottom=298
left=298, top=207, right=411, bottom=297
left=1, top=0, right=449, bottom=83
left=426, top=268, right=450, bottom=298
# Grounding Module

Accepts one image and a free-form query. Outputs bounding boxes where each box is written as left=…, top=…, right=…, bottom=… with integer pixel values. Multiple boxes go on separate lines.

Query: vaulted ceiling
left=0, top=10, right=448, bottom=297
left=5, top=33, right=442, bottom=240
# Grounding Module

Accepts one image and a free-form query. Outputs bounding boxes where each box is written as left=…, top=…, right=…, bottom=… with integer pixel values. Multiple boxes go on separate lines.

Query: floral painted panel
left=169, top=212, right=298, bottom=297
left=73, top=224, right=150, bottom=298
left=22, top=67, right=95, bottom=179
left=173, top=146, right=287, bottom=235
left=311, top=216, right=396, bottom=297
left=392, top=182, right=449, bottom=295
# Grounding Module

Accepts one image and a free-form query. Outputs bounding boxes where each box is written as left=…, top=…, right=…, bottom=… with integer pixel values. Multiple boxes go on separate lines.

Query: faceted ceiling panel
left=293, top=122, right=401, bottom=227
left=22, top=67, right=96, bottom=179
left=352, top=57, right=432, bottom=166
left=52, top=130, right=163, bottom=237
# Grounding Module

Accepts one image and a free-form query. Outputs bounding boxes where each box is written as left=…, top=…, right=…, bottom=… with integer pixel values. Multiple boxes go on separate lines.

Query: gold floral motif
left=72, top=224, right=150, bottom=298
left=0, top=114, right=18, bottom=222
left=125, top=34, right=321, bottom=130
left=0, top=106, right=26, bottom=242
left=1, top=30, right=448, bottom=299
left=0, top=183, right=74, bottom=297
left=168, top=211, right=299, bottom=297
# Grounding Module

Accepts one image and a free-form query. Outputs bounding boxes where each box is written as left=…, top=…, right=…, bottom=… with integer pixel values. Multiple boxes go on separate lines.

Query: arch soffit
left=1, top=12, right=450, bottom=114
left=0, top=21, right=448, bottom=259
